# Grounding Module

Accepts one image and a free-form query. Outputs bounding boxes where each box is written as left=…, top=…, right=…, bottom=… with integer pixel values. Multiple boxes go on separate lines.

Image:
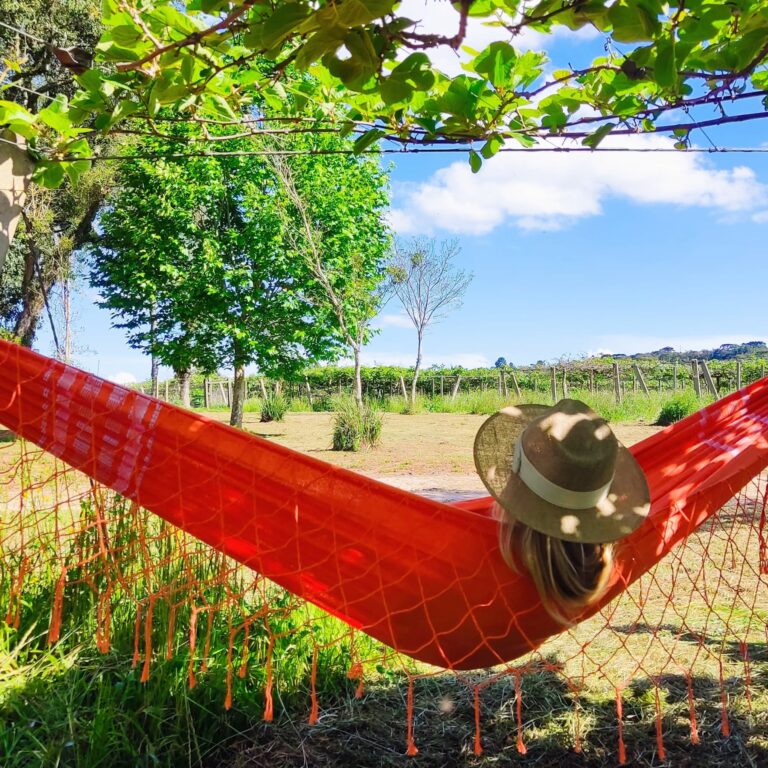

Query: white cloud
left=375, top=313, right=413, bottom=329
left=108, top=371, right=138, bottom=386
left=390, top=135, right=768, bottom=235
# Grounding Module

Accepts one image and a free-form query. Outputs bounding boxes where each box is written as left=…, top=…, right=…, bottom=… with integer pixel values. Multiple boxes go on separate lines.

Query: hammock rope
left=2, top=338, right=768, bottom=670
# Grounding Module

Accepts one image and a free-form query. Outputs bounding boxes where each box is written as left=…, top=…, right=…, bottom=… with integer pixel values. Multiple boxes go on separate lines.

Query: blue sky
left=34, top=7, right=768, bottom=383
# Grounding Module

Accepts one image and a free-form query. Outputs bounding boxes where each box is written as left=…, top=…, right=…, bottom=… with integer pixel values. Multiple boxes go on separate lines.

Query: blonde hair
left=495, top=502, right=614, bottom=625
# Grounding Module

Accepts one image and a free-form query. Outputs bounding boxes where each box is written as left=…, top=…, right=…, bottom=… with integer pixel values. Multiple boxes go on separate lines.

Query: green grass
left=1, top=425, right=765, bottom=767
left=372, top=387, right=713, bottom=424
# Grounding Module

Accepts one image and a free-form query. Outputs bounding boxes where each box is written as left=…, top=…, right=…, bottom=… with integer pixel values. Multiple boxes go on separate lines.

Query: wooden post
left=501, top=373, right=509, bottom=398
left=550, top=367, right=557, bottom=404
left=613, top=363, right=622, bottom=404
left=440, top=376, right=444, bottom=396
left=259, top=378, right=268, bottom=399
left=699, top=360, right=718, bottom=398
left=691, top=361, right=701, bottom=397
left=164, top=379, right=169, bottom=401
left=632, top=363, right=650, bottom=396
left=562, top=368, right=569, bottom=398
left=203, top=378, right=210, bottom=408
left=431, top=377, right=435, bottom=397
left=510, top=371, right=521, bottom=398
left=305, top=377, right=314, bottom=409
left=673, top=362, right=678, bottom=391
left=450, top=375, right=462, bottom=401
left=589, top=369, right=595, bottom=394
left=399, top=375, right=408, bottom=400
left=736, top=361, right=742, bottom=391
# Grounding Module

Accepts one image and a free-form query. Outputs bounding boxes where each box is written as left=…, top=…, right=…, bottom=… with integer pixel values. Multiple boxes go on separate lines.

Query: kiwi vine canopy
left=1, top=339, right=767, bottom=669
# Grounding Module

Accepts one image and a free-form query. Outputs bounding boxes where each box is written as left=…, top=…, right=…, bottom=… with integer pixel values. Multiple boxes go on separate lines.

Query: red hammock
left=2, top=338, right=768, bottom=670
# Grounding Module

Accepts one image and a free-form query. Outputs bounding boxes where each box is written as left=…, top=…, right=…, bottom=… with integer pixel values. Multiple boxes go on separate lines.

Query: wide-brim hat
left=474, top=399, right=651, bottom=544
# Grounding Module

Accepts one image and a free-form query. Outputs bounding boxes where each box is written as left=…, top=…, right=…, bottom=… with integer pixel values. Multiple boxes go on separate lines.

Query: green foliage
left=656, top=391, right=701, bottom=426
left=90, top=124, right=389, bottom=427
left=6, top=1, right=768, bottom=183
left=260, top=393, right=288, bottom=422
left=331, top=396, right=382, bottom=451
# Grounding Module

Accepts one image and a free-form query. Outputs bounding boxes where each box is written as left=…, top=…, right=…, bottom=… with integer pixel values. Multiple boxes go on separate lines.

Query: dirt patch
left=203, top=411, right=662, bottom=499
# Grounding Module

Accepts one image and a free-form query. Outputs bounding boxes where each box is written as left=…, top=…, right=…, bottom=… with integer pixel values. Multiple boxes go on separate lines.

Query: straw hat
left=474, top=399, right=650, bottom=543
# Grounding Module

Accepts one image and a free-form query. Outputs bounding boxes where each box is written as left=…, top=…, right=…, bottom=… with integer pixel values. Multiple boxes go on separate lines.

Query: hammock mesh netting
left=1, top=339, right=767, bottom=762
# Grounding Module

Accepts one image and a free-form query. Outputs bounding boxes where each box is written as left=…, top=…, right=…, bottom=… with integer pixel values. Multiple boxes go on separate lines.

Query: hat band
left=513, top=440, right=614, bottom=511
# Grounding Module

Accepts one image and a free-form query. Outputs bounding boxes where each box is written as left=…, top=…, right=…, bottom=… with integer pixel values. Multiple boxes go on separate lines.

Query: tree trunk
left=150, top=307, right=159, bottom=397
left=230, top=364, right=246, bottom=428
left=176, top=368, right=191, bottom=409
left=410, top=330, right=424, bottom=403
left=13, top=239, right=45, bottom=347
left=353, top=343, right=363, bottom=406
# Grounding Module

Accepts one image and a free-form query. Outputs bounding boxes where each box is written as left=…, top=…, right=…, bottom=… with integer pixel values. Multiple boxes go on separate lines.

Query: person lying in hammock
left=474, top=398, right=651, bottom=624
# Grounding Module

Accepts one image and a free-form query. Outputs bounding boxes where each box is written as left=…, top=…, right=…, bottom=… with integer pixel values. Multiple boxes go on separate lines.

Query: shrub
left=656, top=392, right=700, bottom=426
left=332, top=397, right=382, bottom=451
left=260, top=393, right=288, bottom=422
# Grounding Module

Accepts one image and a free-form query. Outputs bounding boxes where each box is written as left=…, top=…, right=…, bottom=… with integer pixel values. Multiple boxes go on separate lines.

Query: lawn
left=1, top=410, right=766, bottom=767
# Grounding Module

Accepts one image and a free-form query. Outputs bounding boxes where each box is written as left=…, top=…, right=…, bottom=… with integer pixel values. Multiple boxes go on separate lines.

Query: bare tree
left=389, top=238, right=473, bottom=403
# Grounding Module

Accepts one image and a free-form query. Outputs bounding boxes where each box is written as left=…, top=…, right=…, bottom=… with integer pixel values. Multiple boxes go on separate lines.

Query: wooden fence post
left=399, top=375, right=408, bottom=401
left=510, top=371, right=521, bottom=398
left=562, top=368, right=569, bottom=398
left=632, top=363, right=650, bottom=397
left=691, top=360, right=701, bottom=397
left=673, top=362, right=678, bottom=391
left=589, top=369, right=595, bottom=394
left=164, top=379, right=169, bottom=401
left=450, top=376, right=462, bottom=401
left=736, top=361, right=742, bottom=391
left=440, top=376, right=444, bottom=396
left=613, top=363, right=622, bottom=404
left=305, top=377, right=314, bottom=409
left=550, top=367, right=557, bottom=404
left=699, top=360, right=718, bottom=398
left=203, top=378, right=209, bottom=408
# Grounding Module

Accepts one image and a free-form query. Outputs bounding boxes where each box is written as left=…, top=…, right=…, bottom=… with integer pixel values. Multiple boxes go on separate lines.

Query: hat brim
left=473, top=404, right=651, bottom=544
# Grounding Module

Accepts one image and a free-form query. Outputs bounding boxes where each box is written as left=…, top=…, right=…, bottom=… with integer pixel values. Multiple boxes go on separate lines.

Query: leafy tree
left=0, top=0, right=112, bottom=347
left=92, top=130, right=388, bottom=425
left=495, top=357, right=508, bottom=369
left=388, top=238, right=473, bottom=404
left=7, top=0, right=768, bottom=184
left=268, top=139, right=391, bottom=406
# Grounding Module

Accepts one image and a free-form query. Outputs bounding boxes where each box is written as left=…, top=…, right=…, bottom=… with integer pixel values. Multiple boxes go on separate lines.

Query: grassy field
left=1, top=405, right=766, bottom=767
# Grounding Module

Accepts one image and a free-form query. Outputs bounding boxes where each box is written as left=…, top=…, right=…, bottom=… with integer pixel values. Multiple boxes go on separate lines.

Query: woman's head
left=476, top=399, right=651, bottom=622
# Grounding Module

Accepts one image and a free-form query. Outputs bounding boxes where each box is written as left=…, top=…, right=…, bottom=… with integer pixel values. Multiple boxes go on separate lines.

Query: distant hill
left=610, top=341, right=768, bottom=363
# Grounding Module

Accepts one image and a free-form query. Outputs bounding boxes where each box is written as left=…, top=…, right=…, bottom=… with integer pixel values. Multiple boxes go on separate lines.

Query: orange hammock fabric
left=2, top=338, right=768, bottom=670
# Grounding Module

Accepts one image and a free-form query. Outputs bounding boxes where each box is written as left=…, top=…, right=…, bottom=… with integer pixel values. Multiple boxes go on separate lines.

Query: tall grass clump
left=260, top=393, right=288, bottom=422
left=655, top=390, right=702, bottom=426
left=332, top=397, right=382, bottom=451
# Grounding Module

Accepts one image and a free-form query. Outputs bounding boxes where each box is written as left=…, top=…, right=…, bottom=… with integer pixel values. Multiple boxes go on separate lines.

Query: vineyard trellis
left=139, top=359, right=768, bottom=409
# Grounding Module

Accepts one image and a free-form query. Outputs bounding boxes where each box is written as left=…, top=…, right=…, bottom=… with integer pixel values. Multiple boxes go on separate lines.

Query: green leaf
left=654, top=37, right=676, bottom=90
left=582, top=122, right=616, bottom=149
left=608, top=1, right=660, bottom=43
left=473, top=42, right=517, bottom=88
left=469, top=150, right=482, bottom=173
left=380, top=76, right=414, bottom=104
left=110, top=24, right=144, bottom=46
left=480, top=136, right=503, bottom=159
left=353, top=128, right=385, bottom=153
left=261, top=3, right=312, bottom=49
left=32, top=160, right=65, bottom=189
